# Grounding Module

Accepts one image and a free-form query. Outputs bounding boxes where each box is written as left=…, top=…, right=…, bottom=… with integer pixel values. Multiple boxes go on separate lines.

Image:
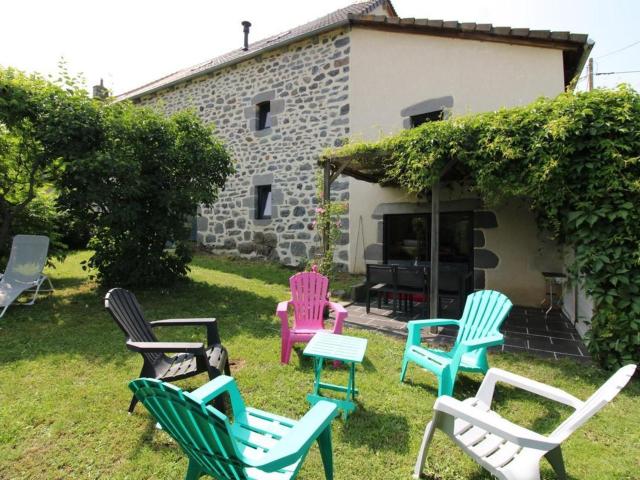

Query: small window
left=256, top=185, right=272, bottom=219
left=410, top=110, right=443, bottom=128
left=257, top=101, right=272, bottom=130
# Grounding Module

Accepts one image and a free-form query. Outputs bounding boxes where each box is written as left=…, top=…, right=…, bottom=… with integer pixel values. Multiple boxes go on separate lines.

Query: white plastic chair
left=0, top=235, right=54, bottom=318
left=414, top=364, right=637, bottom=480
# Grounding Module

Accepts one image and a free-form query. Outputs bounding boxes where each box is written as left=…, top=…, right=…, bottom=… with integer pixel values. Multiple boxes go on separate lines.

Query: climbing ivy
left=328, top=86, right=640, bottom=370
left=307, top=171, right=347, bottom=280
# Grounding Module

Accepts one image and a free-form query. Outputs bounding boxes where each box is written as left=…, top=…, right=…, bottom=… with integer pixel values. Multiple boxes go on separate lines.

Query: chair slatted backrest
left=438, top=270, right=462, bottom=293
left=289, top=271, right=329, bottom=329
left=366, top=264, right=396, bottom=285
left=550, top=364, right=637, bottom=443
left=104, top=288, right=162, bottom=365
left=456, top=290, right=513, bottom=344
left=130, top=378, right=248, bottom=480
left=3, top=235, right=49, bottom=284
left=396, top=266, right=425, bottom=289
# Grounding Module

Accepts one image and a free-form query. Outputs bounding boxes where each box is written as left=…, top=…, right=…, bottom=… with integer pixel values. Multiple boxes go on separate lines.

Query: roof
left=118, top=0, right=395, bottom=100
left=118, top=0, right=592, bottom=101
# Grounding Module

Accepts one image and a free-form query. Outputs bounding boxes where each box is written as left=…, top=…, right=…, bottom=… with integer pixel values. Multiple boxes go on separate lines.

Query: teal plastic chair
left=129, top=376, right=338, bottom=480
left=400, top=290, right=513, bottom=396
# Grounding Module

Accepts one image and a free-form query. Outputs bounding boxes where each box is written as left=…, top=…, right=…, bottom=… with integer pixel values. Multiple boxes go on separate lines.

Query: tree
left=58, top=101, right=233, bottom=287
left=0, top=67, right=102, bottom=259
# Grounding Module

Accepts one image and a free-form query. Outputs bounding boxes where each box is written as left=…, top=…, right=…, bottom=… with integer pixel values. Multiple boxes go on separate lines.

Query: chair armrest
left=276, top=301, right=291, bottom=314
left=327, top=301, right=347, bottom=314
left=406, top=319, right=459, bottom=345
left=125, top=340, right=205, bottom=354
left=476, top=368, right=584, bottom=409
left=460, top=335, right=504, bottom=351
left=150, top=318, right=222, bottom=346
left=277, top=301, right=291, bottom=335
left=150, top=318, right=217, bottom=326
left=408, top=319, right=460, bottom=331
left=434, top=396, right=558, bottom=451
left=246, top=400, right=338, bottom=471
left=190, top=375, right=235, bottom=402
left=327, top=301, right=347, bottom=334
left=188, top=375, right=246, bottom=414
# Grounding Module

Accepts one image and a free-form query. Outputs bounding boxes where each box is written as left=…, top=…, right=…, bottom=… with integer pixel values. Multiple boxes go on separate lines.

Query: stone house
left=119, top=0, right=592, bottom=313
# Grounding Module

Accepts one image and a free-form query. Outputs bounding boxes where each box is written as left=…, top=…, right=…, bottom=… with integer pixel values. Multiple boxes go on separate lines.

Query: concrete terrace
left=343, top=302, right=590, bottom=362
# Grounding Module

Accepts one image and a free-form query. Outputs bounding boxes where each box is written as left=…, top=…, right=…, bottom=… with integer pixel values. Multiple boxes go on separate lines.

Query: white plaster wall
left=347, top=27, right=566, bottom=306
left=485, top=201, right=563, bottom=306
left=349, top=28, right=565, bottom=140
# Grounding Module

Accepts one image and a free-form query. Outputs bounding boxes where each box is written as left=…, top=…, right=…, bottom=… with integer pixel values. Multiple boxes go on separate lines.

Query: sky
left=1, top=0, right=639, bottom=95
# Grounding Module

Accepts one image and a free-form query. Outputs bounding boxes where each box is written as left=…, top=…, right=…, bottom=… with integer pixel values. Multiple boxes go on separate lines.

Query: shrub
left=0, top=67, right=102, bottom=258
left=58, top=102, right=233, bottom=287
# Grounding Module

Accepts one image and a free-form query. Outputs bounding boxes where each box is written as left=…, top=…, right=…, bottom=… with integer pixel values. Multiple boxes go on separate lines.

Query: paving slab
left=340, top=301, right=590, bottom=362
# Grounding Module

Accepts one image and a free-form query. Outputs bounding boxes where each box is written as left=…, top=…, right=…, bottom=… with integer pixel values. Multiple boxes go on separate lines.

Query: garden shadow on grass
left=292, top=347, right=378, bottom=373
left=45, top=274, right=87, bottom=291
left=400, top=369, right=485, bottom=399
left=131, top=417, right=181, bottom=458
left=0, top=277, right=285, bottom=366
left=190, top=253, right=293, bottom=289
left=340, top=405, right=410, bottom=454
left=421, top=468, right=581, bottom=480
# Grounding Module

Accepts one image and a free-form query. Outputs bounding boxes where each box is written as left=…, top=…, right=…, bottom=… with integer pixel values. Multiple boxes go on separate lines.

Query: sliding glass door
left=383, top=212, right=474, bottom=269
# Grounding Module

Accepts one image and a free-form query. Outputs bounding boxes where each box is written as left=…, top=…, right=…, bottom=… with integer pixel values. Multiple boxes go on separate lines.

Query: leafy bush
left=58, top=102, right=233, bottom=287
left=0, top=67, right=102, bottom=258
left=9, top=186, right=67, bottom=262
left=328, top=86, right=640, bottom=369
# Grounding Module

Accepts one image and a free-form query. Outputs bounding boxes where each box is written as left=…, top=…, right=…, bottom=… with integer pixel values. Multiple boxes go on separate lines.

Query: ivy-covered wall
left=328, top=86, right=640, bottom=369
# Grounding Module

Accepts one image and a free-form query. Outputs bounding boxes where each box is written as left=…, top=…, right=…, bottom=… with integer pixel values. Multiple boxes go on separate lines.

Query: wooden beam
left=429, top=181, right=440, bottom=319
left=439, top=158, right=459, bottom=179
left=329, top=158, right=353, bottom=183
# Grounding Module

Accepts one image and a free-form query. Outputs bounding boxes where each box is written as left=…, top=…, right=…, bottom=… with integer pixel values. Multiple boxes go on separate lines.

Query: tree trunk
left=0, top=207, right=13, bottom=259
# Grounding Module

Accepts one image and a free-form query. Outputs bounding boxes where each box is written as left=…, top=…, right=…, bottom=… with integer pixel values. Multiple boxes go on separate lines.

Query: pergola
left=321, top=150, right=465, bottom=318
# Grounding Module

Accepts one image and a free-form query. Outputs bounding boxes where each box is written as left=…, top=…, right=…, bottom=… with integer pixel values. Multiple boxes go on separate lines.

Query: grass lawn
left=0, top=251, right=638, bottom=479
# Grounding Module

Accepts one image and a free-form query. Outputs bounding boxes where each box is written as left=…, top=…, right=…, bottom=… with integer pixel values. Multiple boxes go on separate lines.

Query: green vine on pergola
left=323, top=85, right=640, bottom=370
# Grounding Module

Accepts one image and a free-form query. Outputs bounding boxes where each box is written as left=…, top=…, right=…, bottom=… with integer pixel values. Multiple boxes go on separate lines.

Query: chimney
left=92, top=78, right=109, bottom=101
left=242, top=21, right=251, bottom=51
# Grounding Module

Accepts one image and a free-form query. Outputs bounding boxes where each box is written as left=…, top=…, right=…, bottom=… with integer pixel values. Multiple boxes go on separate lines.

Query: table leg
left=349, top=362, right=356, bottom=401
left=307, top=357, right=358, bottom=420
left=313, top=357, right=324, bottom=395
left=545, top=280, right=553, bottom=316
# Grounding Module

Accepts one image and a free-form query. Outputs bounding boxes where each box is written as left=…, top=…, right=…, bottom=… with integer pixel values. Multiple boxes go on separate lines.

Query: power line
left=596, top=40, right=640, bottom=60
left=595, top=70, right=640, bottom=76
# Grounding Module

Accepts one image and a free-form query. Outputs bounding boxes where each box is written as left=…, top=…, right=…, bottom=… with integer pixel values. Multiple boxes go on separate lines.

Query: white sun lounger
left=414, top=364, right=637, bottom=480
left=0, top=235, right=54, bottom=318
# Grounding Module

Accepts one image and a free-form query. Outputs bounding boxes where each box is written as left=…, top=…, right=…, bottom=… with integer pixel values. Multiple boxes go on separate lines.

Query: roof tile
left=119, top=0, right=591, bottom=100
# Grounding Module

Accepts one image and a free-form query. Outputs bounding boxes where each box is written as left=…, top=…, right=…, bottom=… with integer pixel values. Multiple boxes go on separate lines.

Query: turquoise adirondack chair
left=400, top=290, right=513, bottom=396
left=129, top=376, right=338, bottom=480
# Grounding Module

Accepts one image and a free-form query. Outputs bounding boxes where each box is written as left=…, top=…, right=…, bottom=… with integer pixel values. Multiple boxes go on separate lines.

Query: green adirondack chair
left=400, top=290, right=513, bottom=396
left=129, top=376, right=338, bottom=480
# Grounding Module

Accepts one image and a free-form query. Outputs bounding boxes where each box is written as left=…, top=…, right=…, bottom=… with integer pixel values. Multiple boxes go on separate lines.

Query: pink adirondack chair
left=277, top=270, right=348, bottom=364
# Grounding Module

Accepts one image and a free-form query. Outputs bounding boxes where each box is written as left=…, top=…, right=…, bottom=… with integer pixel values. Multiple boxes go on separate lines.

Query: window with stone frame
left=410, top=109, right=443, bottom=128
left=255, top=185, right=272, bottom=219
left=257, top=101, right=272, bottom=130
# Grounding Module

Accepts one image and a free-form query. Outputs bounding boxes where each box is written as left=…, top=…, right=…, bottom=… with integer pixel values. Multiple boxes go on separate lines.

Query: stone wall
left=135, top=29, right=351, bottom=269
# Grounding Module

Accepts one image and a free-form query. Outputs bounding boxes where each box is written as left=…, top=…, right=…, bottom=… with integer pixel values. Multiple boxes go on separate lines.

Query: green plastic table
left=303, top=332, right=368, bottom=420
